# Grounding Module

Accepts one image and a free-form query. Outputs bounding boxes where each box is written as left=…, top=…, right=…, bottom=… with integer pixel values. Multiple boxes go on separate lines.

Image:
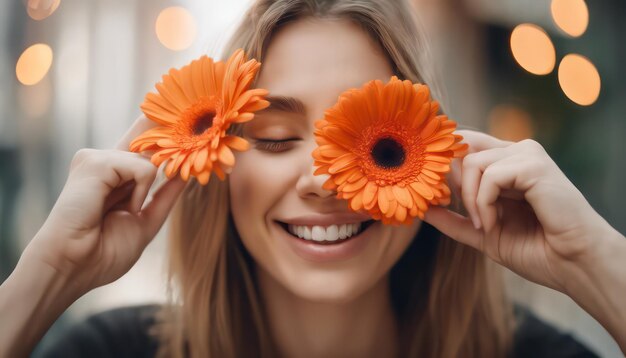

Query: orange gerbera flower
left=129, top=49, right=269, bottom=184
left=312, top=76, right=468, bottom=225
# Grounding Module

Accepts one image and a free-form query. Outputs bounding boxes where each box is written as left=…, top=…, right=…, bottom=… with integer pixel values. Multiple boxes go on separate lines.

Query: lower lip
left=273, top=221, right=376, bottom=263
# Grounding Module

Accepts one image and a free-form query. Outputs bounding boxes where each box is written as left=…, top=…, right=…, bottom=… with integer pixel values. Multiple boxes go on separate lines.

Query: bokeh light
left=558, top=54, right=601, bottom=106
left=510, top=24, right=556, bottom=75
left=488, top=104, right=534, bottom=142
left=155, top=6, right=197, bottom=51
left=16, top=43, right=54, bottom=86
left=26, top=0, right=61, bottom=21
left=551, top=0, right=589, bottom=37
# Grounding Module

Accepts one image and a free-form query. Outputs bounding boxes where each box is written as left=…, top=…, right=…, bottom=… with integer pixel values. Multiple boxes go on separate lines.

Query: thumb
left=423, top=206, right=483, bottom=252
left=139, top=176, right=188, bottom=241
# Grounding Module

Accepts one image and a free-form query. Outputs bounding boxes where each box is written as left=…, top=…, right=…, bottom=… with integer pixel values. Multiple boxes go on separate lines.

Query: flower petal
left=218, top=145, right=235, bottom=167
left=409, top=181, right=434, bottom=200
left=424, top=155, right=452, bottom=164
left=240, top=99, right=270, bottom=113
left=145, top=92, right=180, bottom=117
left=223, top=135, right=250, bottom=152
left=421, top=168, right=441, bottom=181
left=362, top=181, right=379, bottom=210
left=328, top=153, right=358, bottom=174
left=141, top=101, right=180, bottom=125
left=197, top=170, right=210, bottom=185
left=233, top=112, right=254, bottom=123
left=423, top=161, right=450, bottom=173
left=392, top=185, right=412, bottom=208
left=394, top=205, right=407, bottom=223
left=194, top=147, right=209, bottom=172
left=385, top=195, right=398, bottom=218
left=411, top=102, right=431, bottom=130
left=408, top=187, right=429, bottom=212
left=378, top=186, right=390, bottom=214
left=157, top=138, right=179, bottom=148
left=213, top=164, right=226, bottom=180
left=341, top=175, right=368, bottom=192
left=425, top=136, right=455, bottom=152
left=180, top=158, right=191, bottom=181
left=350, top=191, right=364, bottom=211
left=419, top=115, right=440, bottom=139
left=151, top=148, right=180, bottom=166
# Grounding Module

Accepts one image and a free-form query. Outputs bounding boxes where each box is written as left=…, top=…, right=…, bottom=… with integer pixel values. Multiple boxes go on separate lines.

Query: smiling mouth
left=276, top=219, right=376, bottom=245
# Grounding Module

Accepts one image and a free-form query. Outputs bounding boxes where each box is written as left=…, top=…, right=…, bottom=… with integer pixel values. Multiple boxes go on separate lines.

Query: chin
left=281, top=268, right=378, bottom=304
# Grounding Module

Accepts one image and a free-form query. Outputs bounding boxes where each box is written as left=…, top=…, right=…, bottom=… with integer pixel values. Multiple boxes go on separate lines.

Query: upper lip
left=277, top=212, right=373, bottom=226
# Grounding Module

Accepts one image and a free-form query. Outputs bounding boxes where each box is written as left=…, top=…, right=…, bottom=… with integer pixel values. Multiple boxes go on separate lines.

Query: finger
left=445, top=130, right=512, bottom=225
left=456, top=130, right=514, bottom=153
left=445, top=157, right=462, bottom=199
left=73, top=149, right=158, bottom=213
left=115, top=115, right=158, bottom=155
left=103, top=180, right=135, bottom=212
left=139, top=176, right=187, bottom=240
left=423, top=206, right=483, bottom=252
left=475, top=161, right=522, bottom=233
left=461, top=147, right=511, bottom=229
left=129, top=169, right=158, bottom=214
left=108, top=153, right=157, bottom=214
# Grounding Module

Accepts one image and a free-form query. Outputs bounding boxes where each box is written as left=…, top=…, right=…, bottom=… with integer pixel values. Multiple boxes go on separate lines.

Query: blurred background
left=1, top=0, right=624, bottom=356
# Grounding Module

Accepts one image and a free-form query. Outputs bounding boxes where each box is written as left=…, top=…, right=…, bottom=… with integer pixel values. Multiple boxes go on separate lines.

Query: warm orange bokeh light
left=155, top=6, right=197, bottom=51
left=26, top=0, right=61, bottom=20
left=551, top=0, right=589, bottom=37
left=558, top=54, right=601, bottom=106
left=16, top=43, right=53, bottom=86
left=510, top=24, right=556, bottom=75
left=488, top=104, right=534, bottom=142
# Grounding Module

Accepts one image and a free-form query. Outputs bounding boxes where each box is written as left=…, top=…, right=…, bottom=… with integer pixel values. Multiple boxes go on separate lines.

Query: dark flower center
left=193, top=111, right=216, bottom=135
left=371, top=137, right=405, bottom=168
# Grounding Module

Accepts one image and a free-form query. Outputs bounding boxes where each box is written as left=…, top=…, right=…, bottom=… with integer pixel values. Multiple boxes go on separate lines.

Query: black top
left=34, top=304, right=599, bottom=358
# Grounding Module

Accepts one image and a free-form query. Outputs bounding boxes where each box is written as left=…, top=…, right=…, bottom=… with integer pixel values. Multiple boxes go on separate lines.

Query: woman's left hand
left=423, top=129, right=622, bottom=293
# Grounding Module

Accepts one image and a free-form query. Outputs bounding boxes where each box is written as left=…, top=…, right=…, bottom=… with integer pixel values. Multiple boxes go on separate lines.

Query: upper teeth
left=287, top=223, right=363, bottom=242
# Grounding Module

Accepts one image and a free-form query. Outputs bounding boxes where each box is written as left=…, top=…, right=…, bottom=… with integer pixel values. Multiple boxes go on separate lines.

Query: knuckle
left=462, top=153, right=479, bottom=169
left=519, top=138, right=546, bottom=153
left=139, top=161, right=157, bottom=179
left=70, top=148, right=97, bottom=169
left=72, top=148, right=89, bottom=163
left=86, top=152, right=108, bottom=169
left=118, top=152, right=156, bottom=182
left=481, top=165, right=497, bottom=180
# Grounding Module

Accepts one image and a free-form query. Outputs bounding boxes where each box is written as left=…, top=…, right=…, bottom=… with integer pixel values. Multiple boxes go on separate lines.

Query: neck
left=258, top=269, right=398, bottom=358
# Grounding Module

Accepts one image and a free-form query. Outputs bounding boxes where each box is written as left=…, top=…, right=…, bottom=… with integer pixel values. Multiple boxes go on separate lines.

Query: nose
left=295, top=144, right=337, bottom=200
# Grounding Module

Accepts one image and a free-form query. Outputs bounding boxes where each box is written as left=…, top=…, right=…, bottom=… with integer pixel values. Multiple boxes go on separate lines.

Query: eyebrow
left=263, top=95, right=306, bottom=115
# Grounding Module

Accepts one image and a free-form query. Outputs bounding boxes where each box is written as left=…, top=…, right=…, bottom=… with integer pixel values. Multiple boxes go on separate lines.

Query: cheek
left=377, top=225, right=418, bottom=272
left=358, top=223, right=419, bottom=282
left=228, top=150, right=298, bottom=252
left=230, top=151, right=297, bottom=210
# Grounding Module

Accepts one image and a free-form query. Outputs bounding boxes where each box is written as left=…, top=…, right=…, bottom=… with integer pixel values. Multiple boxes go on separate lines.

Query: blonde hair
left=155, top=1, right=513, bottom=357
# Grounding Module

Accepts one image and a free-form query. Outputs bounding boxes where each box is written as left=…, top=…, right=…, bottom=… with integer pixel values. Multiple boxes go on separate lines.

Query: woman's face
left=230, top=18, right=421, bottom=302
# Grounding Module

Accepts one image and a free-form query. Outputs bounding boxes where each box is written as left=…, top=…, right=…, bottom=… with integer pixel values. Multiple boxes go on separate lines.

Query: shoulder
left=35, top=304, right=162, bottom=358
left=512, top=304, right=599, bottom=358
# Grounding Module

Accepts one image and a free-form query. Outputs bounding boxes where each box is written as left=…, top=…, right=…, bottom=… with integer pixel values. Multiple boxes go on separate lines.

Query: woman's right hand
left=25, top=115, right=187, bottom=295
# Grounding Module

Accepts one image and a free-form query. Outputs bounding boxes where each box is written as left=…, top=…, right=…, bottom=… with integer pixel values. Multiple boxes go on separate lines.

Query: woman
left=1, top=0, right=625, bottom=357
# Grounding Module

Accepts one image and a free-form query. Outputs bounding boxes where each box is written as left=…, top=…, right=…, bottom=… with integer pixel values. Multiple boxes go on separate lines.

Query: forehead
left=255, top=17, right=394, bottom=113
